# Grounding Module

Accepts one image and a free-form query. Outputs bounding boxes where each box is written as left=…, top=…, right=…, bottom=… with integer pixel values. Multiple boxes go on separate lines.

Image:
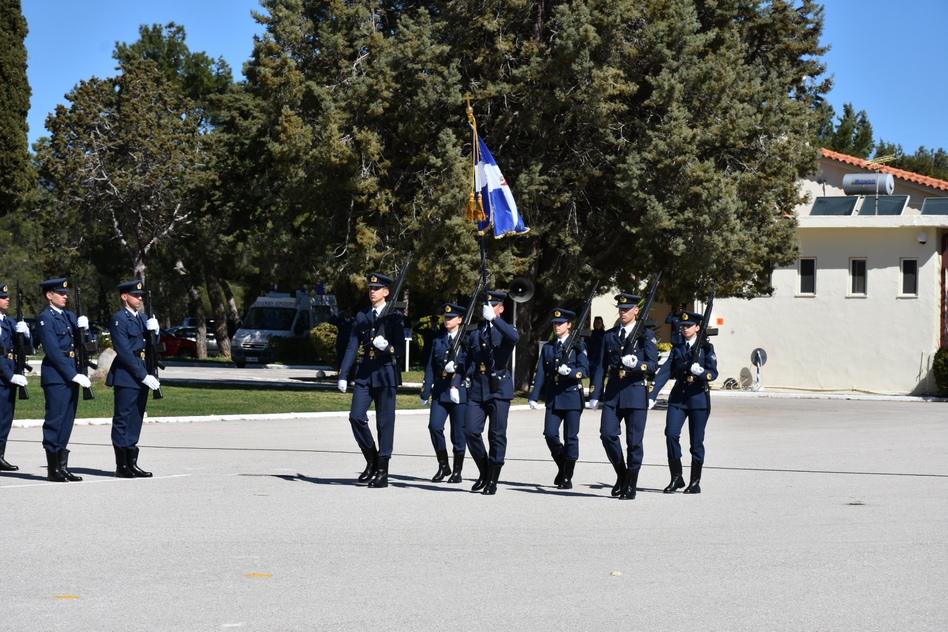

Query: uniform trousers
left=428, top=400, right=467, bottom=454
left=112, top=386, right=149, bottom=448
left=600, top=404, right=647, bottom=470
left=349, top=382, right=397, bottom=457
left=665, top=404, right=710, bottom=464
left=543, top=408, right=581, bottom=461
left=42, top=383, right=79, bottom=451
left=464, top=399, right=510, bottom=465
left=0, top=382, right=15, bottom=442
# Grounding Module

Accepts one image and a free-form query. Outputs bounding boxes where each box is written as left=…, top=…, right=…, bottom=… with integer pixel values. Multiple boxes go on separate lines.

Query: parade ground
left=1, top=394, right=946, bottom=631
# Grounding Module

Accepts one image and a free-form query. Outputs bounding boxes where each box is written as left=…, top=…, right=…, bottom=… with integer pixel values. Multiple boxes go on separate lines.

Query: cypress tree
left=0, top=0, right=34, bottom=215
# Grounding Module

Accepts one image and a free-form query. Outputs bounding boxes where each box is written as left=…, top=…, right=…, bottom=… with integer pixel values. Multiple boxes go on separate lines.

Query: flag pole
left=468, top=99, right=495, bottom=372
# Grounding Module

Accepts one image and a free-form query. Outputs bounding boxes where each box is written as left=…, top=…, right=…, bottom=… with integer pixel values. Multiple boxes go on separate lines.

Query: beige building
left=709, top=149, right=948, bottom=395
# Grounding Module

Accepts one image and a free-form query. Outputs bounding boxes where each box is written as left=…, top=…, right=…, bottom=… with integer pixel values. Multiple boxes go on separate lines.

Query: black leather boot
left=358, top=446, right=378, bottom=483
left=127, top=447, right=153, bottom=478
left=552, top=451, right=565, bottom=486
left=0, top=441, right=18, bottom=471
left=663, top=459, right=685, bottom=493
left=611, top=461, right=627, bottom=497
left=448, top=452, right=464, bottom=483
left=558, top=459, right=575, bottom=490
left=471, top=456, right=489, bottom=492
left=431, top=449, right=451, bottom=482
left=683, top=461, right=702, bottom=494
left=46, top=449, right=67, bottom=482
left=368, top=456, right=389, bottom=488
left=620, top=468, right=638, bottom=500
left=481, top=462, right=502, bottom=495
left=114, top=446, right=134, bottom=478
left=58, top=450, right=82, bottom=482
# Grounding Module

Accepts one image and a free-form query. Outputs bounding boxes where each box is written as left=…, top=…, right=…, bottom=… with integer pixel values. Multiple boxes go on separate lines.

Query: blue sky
left=22, top=0, right=948, bottom=156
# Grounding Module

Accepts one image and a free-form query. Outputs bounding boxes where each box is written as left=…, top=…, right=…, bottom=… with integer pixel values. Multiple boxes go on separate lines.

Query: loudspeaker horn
left=508, top=277, right=534, bottom=303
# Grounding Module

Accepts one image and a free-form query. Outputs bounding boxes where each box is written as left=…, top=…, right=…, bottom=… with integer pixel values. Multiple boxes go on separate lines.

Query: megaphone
left=508, top=277, right=534, bottom=303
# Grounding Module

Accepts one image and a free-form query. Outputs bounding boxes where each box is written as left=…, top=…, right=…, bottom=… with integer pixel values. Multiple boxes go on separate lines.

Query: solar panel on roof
left=810, top=197, right=858, bottom=216
left=858, top=195, right=909, bottom=216
left=920, top=198, right=948, bottom=215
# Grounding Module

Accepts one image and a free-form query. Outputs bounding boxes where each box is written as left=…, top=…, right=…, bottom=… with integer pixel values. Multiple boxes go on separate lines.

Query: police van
left=231, top=291, right=337, bottom=367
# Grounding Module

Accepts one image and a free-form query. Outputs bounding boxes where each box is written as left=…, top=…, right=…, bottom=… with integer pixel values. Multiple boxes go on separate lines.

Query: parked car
left=159, top=330, right=197, bottom=359
left=170, top=326, right=220, bottom=357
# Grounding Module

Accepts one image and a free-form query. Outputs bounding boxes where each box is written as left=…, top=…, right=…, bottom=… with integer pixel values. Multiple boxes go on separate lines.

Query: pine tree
left=0, top=0, right=34, bottom=215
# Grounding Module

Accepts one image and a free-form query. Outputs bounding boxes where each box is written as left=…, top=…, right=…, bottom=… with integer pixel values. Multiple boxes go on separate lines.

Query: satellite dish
left=751, top=348, right=767, bottom=367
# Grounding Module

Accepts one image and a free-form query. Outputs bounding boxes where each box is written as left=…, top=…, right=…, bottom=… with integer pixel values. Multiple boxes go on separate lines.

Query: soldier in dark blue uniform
left=650, top=310, right=718, bottom=494
left=420, top=302, right=468, bottom=483
left=529, top=308, right=589, bottom=490
left=0, top=283, right=31, bottom=471
left=338, top=272, right=404, bottom=488
left=463, top=290, right=520, bottom=495
left=106, top=280, right=162, bottom=478
left=36, top=278, right=89, bottom=482
left=589, top=292, right=658, bottom=499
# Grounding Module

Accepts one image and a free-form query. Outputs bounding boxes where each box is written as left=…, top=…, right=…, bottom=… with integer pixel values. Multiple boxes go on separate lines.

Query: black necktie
left=619, top=329, right=626, bottom=345
left=555, top=341, right=563, bottom=356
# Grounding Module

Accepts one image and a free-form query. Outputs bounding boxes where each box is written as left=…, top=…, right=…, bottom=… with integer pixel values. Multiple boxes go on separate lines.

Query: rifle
left=623, top=272, right=662, bottom=354
left=556, top=280, right=600, bottom=365
left=688, top=282, right=716, bottom=365
left=145, top=290, right=165, bottom=400
left=451, top=275, right=486, bottom=360
left=14, top=282, right=34, bottom=400
left=73, top=275, right=97, bottom=400
left=376, top=253, right=413, bottom=322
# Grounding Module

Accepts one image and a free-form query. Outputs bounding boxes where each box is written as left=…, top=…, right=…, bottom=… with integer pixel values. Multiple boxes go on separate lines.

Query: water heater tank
left=842, top=173, right=894, bottom=195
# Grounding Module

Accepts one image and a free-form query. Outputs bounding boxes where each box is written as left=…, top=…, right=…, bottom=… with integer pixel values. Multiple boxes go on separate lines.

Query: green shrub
left=309, top=322, right=338, bottom=365
left=933, top=346, right=948, bottom=395
left=657, top=341, right=673, bottom=353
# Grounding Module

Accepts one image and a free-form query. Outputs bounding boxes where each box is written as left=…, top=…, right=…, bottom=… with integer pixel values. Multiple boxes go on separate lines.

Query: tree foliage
left=0, top=0, right=35, bottom=215
left=817, top=101, right=874, bottom=159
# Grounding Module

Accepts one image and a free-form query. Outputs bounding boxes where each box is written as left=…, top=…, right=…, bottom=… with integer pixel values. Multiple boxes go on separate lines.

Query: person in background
left=0, top=283, right=31, bottom=472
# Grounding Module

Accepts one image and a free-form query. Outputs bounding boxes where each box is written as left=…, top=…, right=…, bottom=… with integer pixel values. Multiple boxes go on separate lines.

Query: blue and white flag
left=474, top=135, right=528, bottom=238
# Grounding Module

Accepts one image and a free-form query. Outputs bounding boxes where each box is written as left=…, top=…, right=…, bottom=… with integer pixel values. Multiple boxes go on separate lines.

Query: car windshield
left=242, top=307, right=297, bottom=331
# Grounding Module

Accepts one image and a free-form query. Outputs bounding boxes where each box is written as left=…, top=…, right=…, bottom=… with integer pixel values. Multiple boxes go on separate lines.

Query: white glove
left=589, top=399, right=600, bottom=411
left=529, top=400, right=539, bottom=410
left=372, top=335, right=389, bottom=350
left=648, top=399, right=656, bottom=410
left=481, top=304, right=496, bottom=322
left=421, top=397, right=430, bottom=407
left=444, top=361, right=456, bottom=374
left=77, top=315, right=89, bottom=330
left=72, top=374, right=91, bottom=388
left=449, top=388, right=460, bottom=404
left=621, top=354, right=637, bottom=368
left=557, top=364, right=571, bottom=376
left=146, top=317, right=160, bottom=332
left=142, top=374, right=160, bottom=391
left=10, top=374, right=28, bottom=387
left=15, top=320, right=29, bottom=334
left=690, top=363, right=704, bottom=376
left=337, top=379, right=347, bottom=393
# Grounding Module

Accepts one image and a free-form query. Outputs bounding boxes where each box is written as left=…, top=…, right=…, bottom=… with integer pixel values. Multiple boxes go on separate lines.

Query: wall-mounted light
left=917, top=231, right=929, bottom=244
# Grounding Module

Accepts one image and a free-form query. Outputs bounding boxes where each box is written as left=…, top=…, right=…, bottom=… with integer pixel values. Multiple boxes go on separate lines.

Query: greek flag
left=475, top=136, right=528, bottom=238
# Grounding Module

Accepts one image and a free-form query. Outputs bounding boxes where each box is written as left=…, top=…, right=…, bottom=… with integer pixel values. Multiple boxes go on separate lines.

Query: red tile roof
left=821, top=148, right=948, bottom=192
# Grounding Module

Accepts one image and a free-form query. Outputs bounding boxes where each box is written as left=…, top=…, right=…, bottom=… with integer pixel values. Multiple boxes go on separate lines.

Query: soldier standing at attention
left=529, top=308, right=589, bottom=490
left=338, top=273, right=404, bottom=489
left=36, top=278, right=89, bottom=482
left=0, top=283, right=31, bottom=471
left=463, top=290, right=520, bottom=495
left=420, top=302, right=468, bottom=483
left=107, top=281, right=162, bottom=478
left=589, top=292, right=658, bottom=500
left=650, top=310, right=718, bottom=494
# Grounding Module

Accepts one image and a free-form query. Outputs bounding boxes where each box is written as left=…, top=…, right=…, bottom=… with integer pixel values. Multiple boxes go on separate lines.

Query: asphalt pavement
left=2, top=368, right=946, bottom=631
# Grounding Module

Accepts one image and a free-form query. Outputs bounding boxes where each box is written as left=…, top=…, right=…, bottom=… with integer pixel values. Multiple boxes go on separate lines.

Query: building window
left=799, top=258, right=816, bottom=295
left=901, top=259, right=918, bottom=296
left=850, top=258, right=867, bottom=296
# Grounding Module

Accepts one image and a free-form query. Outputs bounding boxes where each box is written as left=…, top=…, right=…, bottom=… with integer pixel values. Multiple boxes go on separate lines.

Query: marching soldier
left=651, top=310, right=718, bottom=494
left=420, top=302, right=468, bottom=483
left=589, top=292, right=658, bottom=499
left=107, top=281, right=161, bottom=478
left=36, top=278, right=89, bottom=482
left=529, top=308, right=589, bottom=490
left=463, top=290, right=520, bottom=495
left=338, top=272, right=404, bottom=489
left=0, top=283, right=31, bottom=471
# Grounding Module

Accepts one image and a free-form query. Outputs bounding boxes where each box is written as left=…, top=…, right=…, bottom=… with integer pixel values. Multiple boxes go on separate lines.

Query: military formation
left=1, top=272, right=718, bottom=498
left=344, top=271, right=718, bottom=498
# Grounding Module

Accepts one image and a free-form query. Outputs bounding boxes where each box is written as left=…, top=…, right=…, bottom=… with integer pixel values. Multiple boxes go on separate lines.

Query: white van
left=231, top=291, right=337, bottom=367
